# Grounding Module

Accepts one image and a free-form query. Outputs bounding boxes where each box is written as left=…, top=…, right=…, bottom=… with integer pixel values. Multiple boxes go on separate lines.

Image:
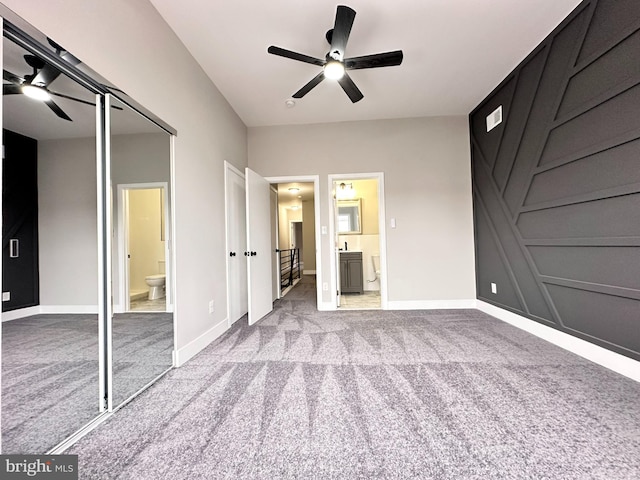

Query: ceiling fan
left=268, top=5, right=403, bottom=103
left=3, top=38, right=96, bottom=121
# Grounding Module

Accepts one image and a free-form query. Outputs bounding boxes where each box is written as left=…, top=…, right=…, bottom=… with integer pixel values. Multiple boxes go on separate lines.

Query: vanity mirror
left=1, top=10, right=176, bottom=453
left=337, top=199, right=362, bottom=234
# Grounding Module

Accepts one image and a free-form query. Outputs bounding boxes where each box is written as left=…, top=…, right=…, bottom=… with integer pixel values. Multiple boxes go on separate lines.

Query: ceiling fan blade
left=32, top=63, right=62, bottom=87
left=3, top=84, right=22, bottom=95
left=268, top=46, right=324, bottom=67
left=337, top=72, right=363, bottom=103
left=4, top=69, right=24, bottom=85
left=292, top=71, right=326, bottom=99
left=49, top=90, right=124, bottom=110
left=345, top=50, right=404, bottom=70
left=44, top=98, right=72, bottom=121
left=329, top=5, right=356, bottom=60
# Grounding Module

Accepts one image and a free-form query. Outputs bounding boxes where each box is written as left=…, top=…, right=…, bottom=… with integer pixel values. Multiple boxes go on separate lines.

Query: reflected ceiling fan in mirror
left=3, top=38, right=98, bottom=121
left=268, top=5, right=403, bottom=103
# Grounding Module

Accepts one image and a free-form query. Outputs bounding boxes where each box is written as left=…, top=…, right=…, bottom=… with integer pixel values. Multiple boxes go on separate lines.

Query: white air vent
left=486, top=105, right=503, bottom=132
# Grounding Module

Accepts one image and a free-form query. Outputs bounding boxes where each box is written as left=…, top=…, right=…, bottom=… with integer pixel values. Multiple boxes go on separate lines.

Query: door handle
left=229, top=252, right=236, bottom=257
left=9, top=239, right=19, bottom=258
left=250, top=251, right=257, bottom=256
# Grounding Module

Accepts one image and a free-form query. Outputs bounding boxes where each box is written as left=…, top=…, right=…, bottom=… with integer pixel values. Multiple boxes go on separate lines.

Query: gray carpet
left=2, top=313, right=173, bottom=453
left=69, top=277, right=640, bottom=479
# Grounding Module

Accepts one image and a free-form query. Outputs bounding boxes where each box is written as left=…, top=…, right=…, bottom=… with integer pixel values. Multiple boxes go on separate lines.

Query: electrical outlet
left=208, top=300, right=215, bottom=314
left=491, top=283, right=497, bottom=294
left=323, top=282, right=328, bottom=291
left=2, top=291, right=10, bottom=302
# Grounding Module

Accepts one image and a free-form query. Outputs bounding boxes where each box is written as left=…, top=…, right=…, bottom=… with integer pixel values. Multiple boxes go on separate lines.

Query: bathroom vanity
left=340, top=251, right=363, bottom=294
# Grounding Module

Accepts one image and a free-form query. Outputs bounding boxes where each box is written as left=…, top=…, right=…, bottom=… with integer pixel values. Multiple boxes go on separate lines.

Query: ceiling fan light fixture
left=324, top=60, right=345, bottom=80
left=21, top=84, right=51, bottom=102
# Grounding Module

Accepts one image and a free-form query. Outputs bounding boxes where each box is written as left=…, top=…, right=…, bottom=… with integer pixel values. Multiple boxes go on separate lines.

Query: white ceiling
left=277, top=182, right=315, bottom=209
left=149, top=0, right=583, bottom=127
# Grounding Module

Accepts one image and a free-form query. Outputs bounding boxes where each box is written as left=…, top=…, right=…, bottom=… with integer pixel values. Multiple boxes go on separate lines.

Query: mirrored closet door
left=1, top=29, right=102, bottom=454
left=108, top=95, right=174, bottom=409
left=0, top=12, right=176, bottom=454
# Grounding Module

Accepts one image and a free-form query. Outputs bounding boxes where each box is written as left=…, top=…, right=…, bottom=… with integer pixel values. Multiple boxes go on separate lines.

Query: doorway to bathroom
left=117, top=183, right=171, bottom=313
left=329, top=173, right=387, bottom=310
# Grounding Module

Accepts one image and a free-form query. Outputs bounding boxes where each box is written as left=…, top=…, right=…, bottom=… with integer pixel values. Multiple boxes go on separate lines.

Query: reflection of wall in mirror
left=38, top=137, right=98, bottom=308
left=111, top=133, right=171, bottom=308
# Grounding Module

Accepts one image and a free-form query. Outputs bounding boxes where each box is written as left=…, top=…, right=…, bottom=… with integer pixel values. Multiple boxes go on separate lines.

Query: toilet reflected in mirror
left=120, top=186, right=169, bottom=312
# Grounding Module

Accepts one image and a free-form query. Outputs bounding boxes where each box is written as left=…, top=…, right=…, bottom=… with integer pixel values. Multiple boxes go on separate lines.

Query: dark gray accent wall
left=470, top=0, right=640, bottom=361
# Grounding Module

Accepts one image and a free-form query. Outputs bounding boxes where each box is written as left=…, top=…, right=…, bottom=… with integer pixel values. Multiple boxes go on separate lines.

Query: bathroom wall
left=128, top=189, right=165, bottom=294
left=338, top=178, right=380, bottom=291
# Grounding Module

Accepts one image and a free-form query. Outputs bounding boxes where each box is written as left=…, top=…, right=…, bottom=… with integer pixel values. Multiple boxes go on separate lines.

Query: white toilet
left=145, top=260, right=166, bottom=300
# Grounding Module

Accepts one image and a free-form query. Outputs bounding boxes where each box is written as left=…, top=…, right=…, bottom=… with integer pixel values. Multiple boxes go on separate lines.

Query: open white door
left=246, top=168, right=273, bottom=325
left=333, top=189, right=342, bottom=307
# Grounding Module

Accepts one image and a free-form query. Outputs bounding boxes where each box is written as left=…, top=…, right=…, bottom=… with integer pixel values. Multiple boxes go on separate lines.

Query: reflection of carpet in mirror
left=1, top=312, right=173, bottom=453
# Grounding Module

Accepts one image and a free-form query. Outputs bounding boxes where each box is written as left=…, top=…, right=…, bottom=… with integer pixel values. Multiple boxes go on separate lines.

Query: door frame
left=327, top=172, right=388, bottom=310
left=116, top=182, right=171, bottom=313
left=265, top=175, right=322, bottom=308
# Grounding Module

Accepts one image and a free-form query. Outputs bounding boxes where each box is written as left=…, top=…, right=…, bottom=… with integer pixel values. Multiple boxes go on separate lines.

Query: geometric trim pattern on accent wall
left=470, top=0, right=640, bottom=361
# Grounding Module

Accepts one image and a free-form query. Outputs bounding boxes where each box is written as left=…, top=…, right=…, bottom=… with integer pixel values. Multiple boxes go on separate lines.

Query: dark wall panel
left=559, top=29, right=640, bottom=118
left=501, top=6, right=590, bottom=216
left=2, top=129, right=40, bottom=311
left=546, top=285, right=640, bottom=357
left=470, top=0, right=640, bottom=361
left=492, top=49, right=547, bottom=192
left=518, top=194, right=640, bottom=239
left=529, top=246, right=640, bottom=290
left=525, top=139, right=640, bottom=206
left=541, top=83, right=640, bottom=165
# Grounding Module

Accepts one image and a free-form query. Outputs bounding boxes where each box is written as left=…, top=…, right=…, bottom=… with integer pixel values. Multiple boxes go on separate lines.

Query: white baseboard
left=2, top=306, right=41, bottom=321
left=476, top=300, right=640, bottom=383
left=318, top=301, right=335, bottom=311
left=303, top=270, right=316, bottom=275
left=40, top=305, right=99, bottom=314
left=2, top=305, right=98, bottom=321
left=387, top=299, right=477, bottom=310
left=173, top=317, right=229, bottom=367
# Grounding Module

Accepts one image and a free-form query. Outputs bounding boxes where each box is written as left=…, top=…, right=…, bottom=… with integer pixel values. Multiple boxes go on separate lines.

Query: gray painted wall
left=249, top=116, right=476, bottom=308
left=470, top=0, right=640, bottom=361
